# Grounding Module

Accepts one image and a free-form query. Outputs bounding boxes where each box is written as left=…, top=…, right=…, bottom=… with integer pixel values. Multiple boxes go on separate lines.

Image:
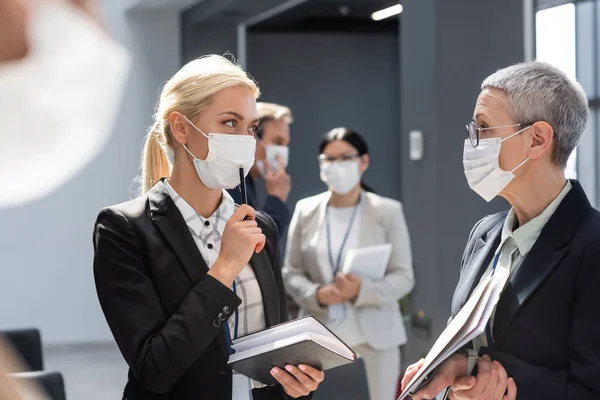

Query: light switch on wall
left=409, top=130, right=424, bottom=161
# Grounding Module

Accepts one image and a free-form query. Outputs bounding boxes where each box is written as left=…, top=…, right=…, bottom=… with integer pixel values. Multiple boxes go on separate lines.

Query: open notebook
left=228, top=316, right=356, bottom=385
left=397, top=266, right=509, bottom=400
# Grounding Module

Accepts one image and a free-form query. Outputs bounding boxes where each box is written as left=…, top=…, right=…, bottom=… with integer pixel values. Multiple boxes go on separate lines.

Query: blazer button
left=218, top=312, right=227, bottom=321
left=223, top=305, right=231, bottom=314
left=213, top=319, right=222, bottom=328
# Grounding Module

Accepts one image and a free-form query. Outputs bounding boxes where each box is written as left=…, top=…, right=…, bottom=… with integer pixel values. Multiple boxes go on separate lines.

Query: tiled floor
left=44, top=342, right=126, bottom=400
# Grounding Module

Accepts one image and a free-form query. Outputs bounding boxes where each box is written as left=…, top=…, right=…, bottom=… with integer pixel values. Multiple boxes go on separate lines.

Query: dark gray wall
left=400, top=0, right=525, bottom=361
left=247, top=32, right=400, bottom=209
left=181, top=21, right=238, bottom=63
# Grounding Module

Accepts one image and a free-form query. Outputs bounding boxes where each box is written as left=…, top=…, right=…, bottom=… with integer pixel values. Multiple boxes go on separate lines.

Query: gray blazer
left=282, top=191, right=415, bottom=350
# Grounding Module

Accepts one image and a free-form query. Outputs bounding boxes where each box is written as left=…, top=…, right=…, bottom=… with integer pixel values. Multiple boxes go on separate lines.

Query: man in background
left=228, top=102, right=293, bottom=237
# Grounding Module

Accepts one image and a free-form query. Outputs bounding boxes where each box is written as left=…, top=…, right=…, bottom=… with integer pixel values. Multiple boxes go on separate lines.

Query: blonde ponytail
left=141, top=122, right=171, bottom=193
left=139, top=54, right=260, bottom=194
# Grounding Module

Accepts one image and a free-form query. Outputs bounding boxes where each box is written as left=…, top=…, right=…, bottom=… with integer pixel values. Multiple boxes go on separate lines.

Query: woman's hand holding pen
left=208, top=205, right=265, bottom=287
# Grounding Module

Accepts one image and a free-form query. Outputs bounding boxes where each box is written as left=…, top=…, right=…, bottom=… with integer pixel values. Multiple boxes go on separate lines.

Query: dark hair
left=256, top=118, right=273, bottom=139
left=318, top=127, right=375, bottom=193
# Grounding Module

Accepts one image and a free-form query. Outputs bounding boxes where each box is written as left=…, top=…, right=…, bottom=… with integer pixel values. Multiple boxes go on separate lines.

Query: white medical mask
left=320, top=160, right=361, bottom=195
left=463, top=126, right=531, bottom=202
left=0, top=1, right=130, bottom=209
left=182, top=116, right=256, bottom=190
left=256, top=145, right=289, bottom=176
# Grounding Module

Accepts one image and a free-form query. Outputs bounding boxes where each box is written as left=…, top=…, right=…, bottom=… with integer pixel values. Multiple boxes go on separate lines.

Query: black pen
left=239, top=167, right=250, bottom=220
left=239, top=167, right=248, bottom=205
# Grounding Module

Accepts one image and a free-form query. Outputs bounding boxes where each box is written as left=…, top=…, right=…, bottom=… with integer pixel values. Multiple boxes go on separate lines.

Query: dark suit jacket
left=227, top=175, right=290, bottom=237
left=447, top=180, right=600, bottom=399
left=93, top=180, right=307, bottom=400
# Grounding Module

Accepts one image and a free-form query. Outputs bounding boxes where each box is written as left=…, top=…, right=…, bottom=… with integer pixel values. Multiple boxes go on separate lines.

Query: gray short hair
left=482, top=61, right=588, bottom=168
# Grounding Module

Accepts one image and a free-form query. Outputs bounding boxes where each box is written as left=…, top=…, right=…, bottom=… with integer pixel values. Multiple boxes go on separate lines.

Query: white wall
left=0, top=0, right=182, bottom=344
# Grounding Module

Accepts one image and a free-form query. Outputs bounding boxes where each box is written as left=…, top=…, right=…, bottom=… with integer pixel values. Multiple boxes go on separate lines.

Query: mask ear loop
left=180, top=115, right=210, bottom=161
left=500, top=125, right=532, bottom=173
left=501, top=125, right=532, bottom=143
left=182, top=115, right=210, bottom=139
left=510, top=157, right=530, bottom=173
left=182, top=144, right=197, bottom=161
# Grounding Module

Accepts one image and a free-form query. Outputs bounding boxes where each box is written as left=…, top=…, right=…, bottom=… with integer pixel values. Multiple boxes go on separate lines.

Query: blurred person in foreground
left=0, top=0, right=129, bottom=398
left=403, top=61, right=600, bottom=400
left=0, top=0, right=129, bottom=209
left=227, top=102, right=292, bottom=237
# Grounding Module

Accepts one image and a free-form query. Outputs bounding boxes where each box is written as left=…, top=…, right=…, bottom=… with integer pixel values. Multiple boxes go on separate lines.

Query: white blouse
left=316, top=204, right=366, bottom=347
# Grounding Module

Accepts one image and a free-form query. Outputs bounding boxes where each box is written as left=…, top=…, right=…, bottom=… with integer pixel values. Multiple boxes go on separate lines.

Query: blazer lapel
left=493, top=180, right=590, bottom=344
left=358, top=192, right=385, bottom=247
left=452, top=223, right=503, bottom=318
left=148, top=180, right=209, bottom=284
left=492, top=245, right=569, bottom=343
left=249, top=244, right=280, bottom=327
left=148, top=180, right=231, bottom=356
left=307, top=192, right=332, bottom=282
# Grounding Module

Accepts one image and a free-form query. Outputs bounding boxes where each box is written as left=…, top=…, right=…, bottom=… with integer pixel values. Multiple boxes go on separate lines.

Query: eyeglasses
left=466, top=122, right=529, bottom=148
left=318, top=153, right=360, bottom=165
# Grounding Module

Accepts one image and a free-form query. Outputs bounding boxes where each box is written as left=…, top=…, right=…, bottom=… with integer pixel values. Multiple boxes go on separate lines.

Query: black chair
left=312, top=358, right=370, bottom=400
left=1, top=328, right=44, bottom=372
left=10, top=371, right=66, bottom=400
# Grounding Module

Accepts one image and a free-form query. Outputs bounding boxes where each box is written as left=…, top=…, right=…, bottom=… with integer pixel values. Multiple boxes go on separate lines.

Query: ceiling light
left=371, top=4, right=403, bottom=21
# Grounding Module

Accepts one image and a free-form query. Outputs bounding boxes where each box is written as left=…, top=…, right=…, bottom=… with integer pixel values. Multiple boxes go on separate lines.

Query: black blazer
left=448, top=181, right=600, bottom=399
left=93, top=180, right=305, bottom=400
left=227, top=174, right=291, bottom=237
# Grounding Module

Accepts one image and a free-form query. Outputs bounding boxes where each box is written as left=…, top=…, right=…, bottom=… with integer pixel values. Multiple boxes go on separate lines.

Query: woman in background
left=282, top=128, right=415, bottom=400
left=93, top=55, right=322, bottom=400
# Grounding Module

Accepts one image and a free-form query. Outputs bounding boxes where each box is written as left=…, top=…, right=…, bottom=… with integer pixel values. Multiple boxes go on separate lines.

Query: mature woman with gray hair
left=402, top=61, right=600, bottom=400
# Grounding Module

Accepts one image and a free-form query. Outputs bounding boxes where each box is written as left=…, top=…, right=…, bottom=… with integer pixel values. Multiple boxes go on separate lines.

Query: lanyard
left=224, top=280, right=239, bottom=355
left=325, top=196, right=361, bottom=276
left=491, top=251, right=501, bottom=275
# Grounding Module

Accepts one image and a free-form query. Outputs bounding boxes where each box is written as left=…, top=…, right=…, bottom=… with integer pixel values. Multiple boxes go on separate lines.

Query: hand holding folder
left=228, top=316, right=355, bottom=386
left=398, top=266, right=509, bottom=400
left=404, top=355, right=517, bottom=400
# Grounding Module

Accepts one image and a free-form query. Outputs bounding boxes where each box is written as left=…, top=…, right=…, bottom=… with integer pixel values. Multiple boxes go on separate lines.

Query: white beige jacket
left=282, top=191, right=415, bottom=350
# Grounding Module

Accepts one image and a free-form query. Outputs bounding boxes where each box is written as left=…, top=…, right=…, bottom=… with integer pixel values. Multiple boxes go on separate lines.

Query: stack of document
left=398, top=266, right=509, bottom=400
left=342, top=243, right=392, bottom=280
left=228, top=316, right=356, bottom=385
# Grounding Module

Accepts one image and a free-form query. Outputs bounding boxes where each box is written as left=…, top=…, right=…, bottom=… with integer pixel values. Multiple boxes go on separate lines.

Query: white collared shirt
left=473, top=181, right=572, bottom=351
left=165, top=181, right=266, bottom=400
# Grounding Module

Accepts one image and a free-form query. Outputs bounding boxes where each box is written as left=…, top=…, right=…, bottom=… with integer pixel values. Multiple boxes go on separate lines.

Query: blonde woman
left=283, top=128, right=415, bottom=400
left=93, top=55, right=323, bottom=400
